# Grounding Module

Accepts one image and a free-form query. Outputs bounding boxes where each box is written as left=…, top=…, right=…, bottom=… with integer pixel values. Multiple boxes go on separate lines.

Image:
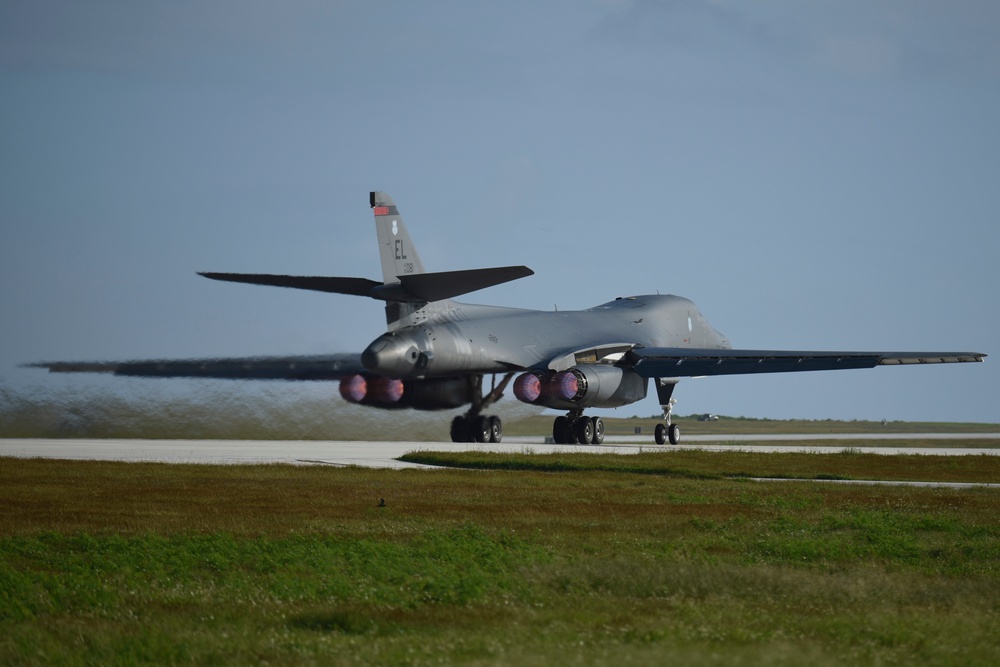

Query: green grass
left=1, top=456, right=999, bottom=665
left=400, top=447, right=1000, bottom=483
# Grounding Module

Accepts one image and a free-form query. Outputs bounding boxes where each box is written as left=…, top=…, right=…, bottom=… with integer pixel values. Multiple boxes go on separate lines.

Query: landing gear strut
left=449, top=373, right=513, bottom=443
left=551, top=410, right=605, bottom=445
left=654, top=380, right=681, bottom=445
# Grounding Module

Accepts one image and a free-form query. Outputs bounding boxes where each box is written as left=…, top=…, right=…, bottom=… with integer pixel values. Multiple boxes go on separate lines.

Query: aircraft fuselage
left=361, top=294, right=731, bottom=378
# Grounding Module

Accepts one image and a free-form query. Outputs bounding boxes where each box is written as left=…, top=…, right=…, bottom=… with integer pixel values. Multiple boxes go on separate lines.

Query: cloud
left=585, top=0, right=1000, bottom=84
left=0, top=1, right=378, bottom=87
left=809, top=34, right=900, bottom=80
left=591, top=0, right=762, bottom=52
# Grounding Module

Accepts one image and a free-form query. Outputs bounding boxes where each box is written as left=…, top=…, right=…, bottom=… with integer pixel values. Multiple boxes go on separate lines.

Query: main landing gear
left=451, top=414, right=503, bottom=443
left=449, top=373, right=514, bottom=443
left=551, top=410, right=605, bottom=445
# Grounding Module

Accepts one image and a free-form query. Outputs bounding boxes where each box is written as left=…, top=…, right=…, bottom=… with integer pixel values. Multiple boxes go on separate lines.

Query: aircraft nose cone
left=361, top=335, right=420, bottom=376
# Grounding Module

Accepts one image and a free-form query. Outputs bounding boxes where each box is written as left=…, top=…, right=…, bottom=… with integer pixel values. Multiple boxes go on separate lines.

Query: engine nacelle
left=401, top=377, right=473, bottom=410
left=512, top=365, right=647, bottom=409
left=338, top=374, right=472, bottom=410
left=339, top=375, right=404, bottom=407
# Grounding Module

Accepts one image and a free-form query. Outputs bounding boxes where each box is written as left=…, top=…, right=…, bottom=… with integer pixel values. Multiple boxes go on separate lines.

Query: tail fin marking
left=371, top=191, right=425, bottom=284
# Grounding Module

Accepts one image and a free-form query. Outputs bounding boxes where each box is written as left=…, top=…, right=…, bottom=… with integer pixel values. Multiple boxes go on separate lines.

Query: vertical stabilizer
left=370, top=191, right=428, bottom=330
left=371, top=191, right=425, bottom=284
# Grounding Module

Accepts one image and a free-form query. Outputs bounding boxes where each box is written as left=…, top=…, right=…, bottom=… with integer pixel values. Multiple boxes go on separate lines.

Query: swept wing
left=27, top=354, right=365, bottom=381
left=625, top=348, right=986, bottom=378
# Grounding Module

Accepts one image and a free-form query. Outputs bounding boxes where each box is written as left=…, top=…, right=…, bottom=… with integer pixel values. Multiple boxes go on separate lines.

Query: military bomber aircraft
left=31, top=192, right=986, bottom=445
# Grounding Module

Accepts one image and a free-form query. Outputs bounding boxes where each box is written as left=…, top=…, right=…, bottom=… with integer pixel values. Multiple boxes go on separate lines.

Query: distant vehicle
left=697, top=414, right=719, bottom=422
left=30, top=191, right=986, bottom=446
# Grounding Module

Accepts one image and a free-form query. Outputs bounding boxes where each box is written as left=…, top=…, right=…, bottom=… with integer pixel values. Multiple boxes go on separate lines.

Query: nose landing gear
left=654, top=422, right=681, bottom=445
left=654, top=380, right=681, bottom=445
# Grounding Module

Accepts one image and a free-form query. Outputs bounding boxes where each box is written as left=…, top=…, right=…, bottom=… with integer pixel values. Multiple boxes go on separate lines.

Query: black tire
left=553, top=416, right=570, bottom=444
left=591, top=417, right=604, bottom=445
left=474, top=415, right=491, bottom=443
left=668, top=423, right=680, bottom=445
left=654, top=423, right=667, bottom=445
left=489, top=415, right=503, bottom=443
left=450, top=416, right=469, bottom=443
left=575, top=417, right=594, bottom=445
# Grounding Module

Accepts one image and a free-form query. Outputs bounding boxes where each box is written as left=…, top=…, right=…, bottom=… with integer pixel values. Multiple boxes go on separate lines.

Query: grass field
left=400, top=447, right=1000, bottom=483
left=2, top=453, right=998, bottom=666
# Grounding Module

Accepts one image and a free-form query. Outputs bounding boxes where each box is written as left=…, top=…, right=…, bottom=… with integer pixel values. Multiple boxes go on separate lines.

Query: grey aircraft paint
left=29, top=191, right=986, bottom=445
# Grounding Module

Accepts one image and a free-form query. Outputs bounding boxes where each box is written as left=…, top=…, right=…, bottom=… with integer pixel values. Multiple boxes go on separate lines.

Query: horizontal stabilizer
left=200, top=273, right=380, bottom=297
left=626, top=348, right=986, bottom=379
left=200, top=266, right=533, bottom=303
left=397, top=266, right=533, bottom=302
left=27, top=354, right=366, bottom=381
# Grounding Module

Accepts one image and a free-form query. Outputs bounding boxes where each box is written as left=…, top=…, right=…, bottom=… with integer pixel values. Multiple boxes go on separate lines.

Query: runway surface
left=3, top=434, right=999, bottom=468
left=3, top=436, right=999, bottom=489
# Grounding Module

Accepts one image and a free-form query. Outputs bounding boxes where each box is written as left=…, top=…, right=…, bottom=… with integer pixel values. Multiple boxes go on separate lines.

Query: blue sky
left=2, top=0, right=997, bottom=424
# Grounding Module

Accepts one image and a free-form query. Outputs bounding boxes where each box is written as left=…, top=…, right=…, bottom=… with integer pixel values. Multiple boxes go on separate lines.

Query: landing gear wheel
left=451, top=373, right=515, bottom=444
left=473, top=415, right=491, bottom=443
left=591, top=417, right=604, bottom=445
left=654, top=422, right=681, bottom=445
left=489, top=416, right=503, bottom=443
left=450, top=416, right=470, bottom=443
left=575, top=417, right=594, bottom=445
left=553, top=416, right=572, bottom=444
